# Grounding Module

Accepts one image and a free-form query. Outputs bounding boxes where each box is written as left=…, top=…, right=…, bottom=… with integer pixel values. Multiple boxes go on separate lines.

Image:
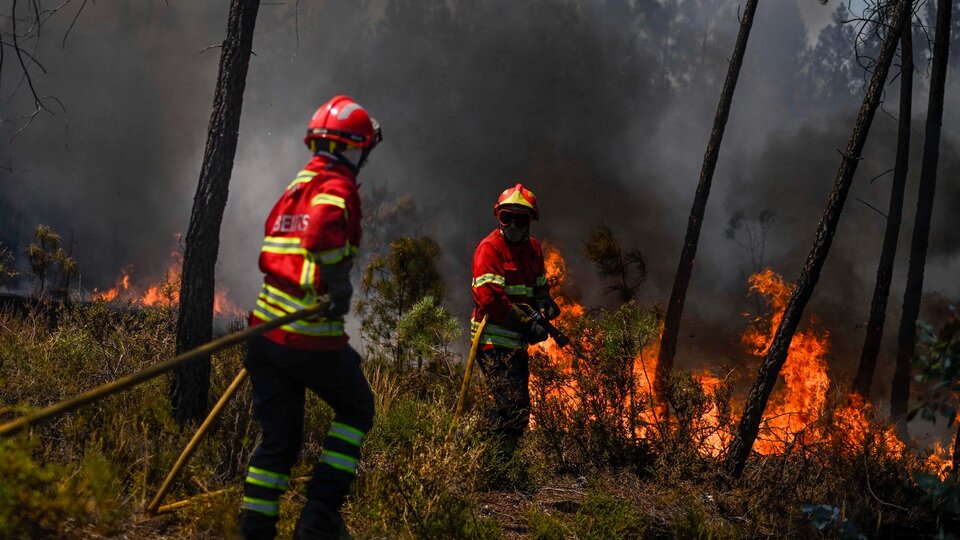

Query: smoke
left=1, top=0, right=957, bottom=394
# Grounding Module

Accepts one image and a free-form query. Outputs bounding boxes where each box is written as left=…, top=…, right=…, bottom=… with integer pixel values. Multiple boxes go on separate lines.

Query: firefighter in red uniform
left=471, top=184, right=561, bottom=454
left=240, top=96, right=382, bottom=540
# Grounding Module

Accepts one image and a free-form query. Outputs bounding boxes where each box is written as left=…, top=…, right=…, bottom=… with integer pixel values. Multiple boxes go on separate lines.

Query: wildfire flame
left=745, top=269, right=831, bottom=454
left=530, top=246, right=953, bottom=474
left=91, top=243, right=240, bottom=318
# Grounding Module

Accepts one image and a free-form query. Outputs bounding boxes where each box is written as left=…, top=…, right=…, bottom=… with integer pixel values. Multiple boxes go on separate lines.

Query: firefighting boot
left=293, top=500, right=349, bottom=540
left=239, top=509, right=279, bottom=540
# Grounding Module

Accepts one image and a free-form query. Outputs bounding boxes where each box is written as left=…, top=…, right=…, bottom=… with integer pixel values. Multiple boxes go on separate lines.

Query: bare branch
left=855, top=196, right=888, bottom=219
left=61, top=0, right=89, bottom=49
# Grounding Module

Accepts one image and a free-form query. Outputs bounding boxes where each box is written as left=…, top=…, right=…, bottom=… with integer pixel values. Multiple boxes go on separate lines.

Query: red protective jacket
left=249, top=155, right=362, bottom=350
left=471, top=229, right=548, bottom=350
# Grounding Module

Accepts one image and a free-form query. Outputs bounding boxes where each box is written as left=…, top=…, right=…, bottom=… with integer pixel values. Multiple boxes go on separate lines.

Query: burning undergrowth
left=527, top=245, right=952, bottom=480
left=89, top=238, right=241, bottom=319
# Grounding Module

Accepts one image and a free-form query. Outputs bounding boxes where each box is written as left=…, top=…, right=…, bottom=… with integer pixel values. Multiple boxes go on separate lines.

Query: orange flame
left=526, top=247, right=951, bottom=473
left=745, top=269, right=831, bottom=454
left=91, top=241, right=241, bottom=318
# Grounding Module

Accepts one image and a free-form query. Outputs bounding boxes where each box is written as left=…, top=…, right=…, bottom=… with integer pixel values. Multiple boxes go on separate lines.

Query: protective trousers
left=476, top=347, right=530, bottom=452
left=240, top=335, right=375, bottom=540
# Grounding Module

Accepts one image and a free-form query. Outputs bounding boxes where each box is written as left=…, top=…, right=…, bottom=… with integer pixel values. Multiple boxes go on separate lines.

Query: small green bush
left=573, top=488, right=645, bottom=539
left=526, top=507, right=568, bottom=540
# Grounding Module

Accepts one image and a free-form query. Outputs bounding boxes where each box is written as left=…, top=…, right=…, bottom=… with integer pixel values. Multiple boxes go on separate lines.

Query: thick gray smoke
left=1, top=0, right=958, bottom=401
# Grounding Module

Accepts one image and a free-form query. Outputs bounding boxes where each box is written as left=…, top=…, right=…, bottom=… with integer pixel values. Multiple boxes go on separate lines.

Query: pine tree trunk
left=852, top=26, right=913, bottom=399
left=723, top=0, right=911, bottom=479
left=171, top=0, right=260, bottom=426
left=656, top=0, right=759, bottom=391
left=890, top=0, right=953, bottom=426
left=953, top=422, right=960, bottom=474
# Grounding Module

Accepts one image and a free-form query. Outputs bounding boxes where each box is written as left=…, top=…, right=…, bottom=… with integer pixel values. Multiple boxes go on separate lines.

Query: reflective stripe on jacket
left=249, top=155, right=362, bottom=351
left=471, top=229, right=548, bottom=350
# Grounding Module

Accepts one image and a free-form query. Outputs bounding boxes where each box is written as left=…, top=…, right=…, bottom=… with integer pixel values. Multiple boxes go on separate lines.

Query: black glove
left=320, top=259, right=353, bottom=318
left=525, top=321, right=549, bottom=344
left=500, top=303, right=534, bottom=332
left=534, top=291, right=561, bottom=321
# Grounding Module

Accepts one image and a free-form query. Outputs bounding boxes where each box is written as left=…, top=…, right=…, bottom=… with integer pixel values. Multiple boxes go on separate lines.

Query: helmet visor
left=498, top=210, right=531, bottom=226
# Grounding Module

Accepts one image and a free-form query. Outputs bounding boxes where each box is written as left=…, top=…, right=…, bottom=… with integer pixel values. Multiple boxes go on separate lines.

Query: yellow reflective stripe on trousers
left=246, top=466, right=290, bottom=490
left=320, top=450, right=359, bottom=474
left=242, top=496, right=279, bottom=516
left=328, top=421, right=366, bottom=447
left=286, top=170, right=318, bottom=190
left=472, top=273, right=506, bottom=288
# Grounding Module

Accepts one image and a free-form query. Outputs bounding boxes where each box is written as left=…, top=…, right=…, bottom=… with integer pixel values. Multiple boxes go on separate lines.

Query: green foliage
left=572, top=488, right=645, bottom=539
left=582, top=225, right=646, bottom=303
left=25, top=225, right=78, bottom=298
left=671, top=507, right=741, bottom=540
left=911, top=305, right=960, bottom=424
left=396, top=295, right=461, bottom=372
left=526, top=507, right=568, bottom=540
left=346, top=378, right=498, bottom=539
left=0, top=438, right=123, bottom=539
left=356, top=236, right=446, bottom=369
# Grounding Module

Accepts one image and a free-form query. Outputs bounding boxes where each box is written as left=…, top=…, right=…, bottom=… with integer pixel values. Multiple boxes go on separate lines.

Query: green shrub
left=526, top=507, right=568, bottom=540
left=573, top=488, right=645, bottom=539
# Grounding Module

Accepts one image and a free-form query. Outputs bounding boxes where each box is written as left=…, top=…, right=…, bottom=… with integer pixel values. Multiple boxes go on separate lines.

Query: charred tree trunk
left=890, top=0, right=953, bottom=426
left=852, top=26, right=913, bottom=399
left=171, top=0, right=260, bottom=426
left=656, top=0, right=759, bottom=391
left=723, top=0, right=911, bottom=479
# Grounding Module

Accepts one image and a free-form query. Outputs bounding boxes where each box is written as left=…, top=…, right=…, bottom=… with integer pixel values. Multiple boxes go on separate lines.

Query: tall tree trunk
left=171, top=0, right=260, bottom=426
left=656, top=0, right=759, bottom=392
left=890, top=0, right=953, bottom=426
left=953, top=422, right=960, bottom=474
left=852, top=26, right=913, bottom=399
left=723, top=0, right=911, bottom=479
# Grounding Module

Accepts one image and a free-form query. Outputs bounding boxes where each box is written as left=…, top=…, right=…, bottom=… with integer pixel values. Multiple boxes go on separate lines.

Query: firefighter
left=470, top=183, right=561, bottom=454
left=240, top=96, right=382, bottom=540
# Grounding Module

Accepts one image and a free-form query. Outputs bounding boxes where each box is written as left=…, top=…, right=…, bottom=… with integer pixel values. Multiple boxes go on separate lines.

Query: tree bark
left=891, top=0, right=953, bottom=425
left=852, top=26, right=913, bottom=399
left=723, top=0, right=911, bottom=479
left=953, top=421, right=960, bottom=474
left=172, top=0, right=260, bottom=425
left=656, top=0, right=759, bottom=391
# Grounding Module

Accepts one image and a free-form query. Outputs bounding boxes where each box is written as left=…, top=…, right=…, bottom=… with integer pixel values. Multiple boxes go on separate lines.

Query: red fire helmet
left=304, top=95, right=382, bottom=150
left=494, top=183, right=540, bottom=220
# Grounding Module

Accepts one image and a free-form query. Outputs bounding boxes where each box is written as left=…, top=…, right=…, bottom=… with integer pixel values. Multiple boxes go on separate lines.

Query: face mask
left=501, top=222, right=529, bottom=242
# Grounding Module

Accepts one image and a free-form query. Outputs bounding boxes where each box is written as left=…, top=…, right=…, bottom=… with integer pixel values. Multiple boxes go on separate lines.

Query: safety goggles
left=498, top=211, right=531, bottom=226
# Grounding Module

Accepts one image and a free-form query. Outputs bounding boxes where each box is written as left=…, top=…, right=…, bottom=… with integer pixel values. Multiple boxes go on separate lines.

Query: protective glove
left=525, top=321, right=549, bottom=344
left=534, top=291, right=561, bottom=321
left=499, top=303, right=533, bottom=332
left=319, top=258, right=353, bottom=318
